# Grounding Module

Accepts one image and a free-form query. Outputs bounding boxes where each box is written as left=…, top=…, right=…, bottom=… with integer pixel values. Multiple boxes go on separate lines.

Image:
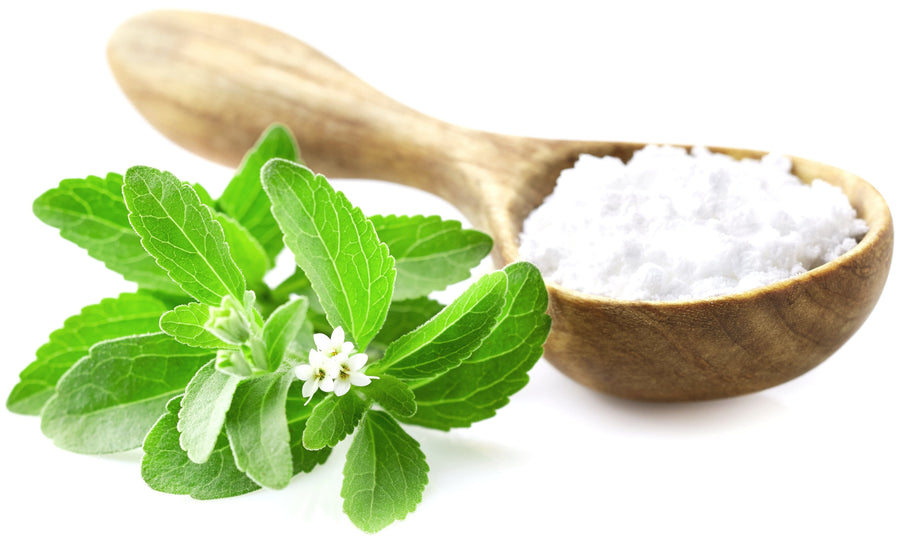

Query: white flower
left=333, top=352, right=377, bottom=396
left=313, top=326, right=355, bottom=357
left=294, top=348, right=338, bottom=404
left=295, top=326, right=377, bottom=403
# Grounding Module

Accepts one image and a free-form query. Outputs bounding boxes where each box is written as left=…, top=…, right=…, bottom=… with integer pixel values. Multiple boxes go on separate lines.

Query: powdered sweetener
left=518, top=145, right=868, bottom=301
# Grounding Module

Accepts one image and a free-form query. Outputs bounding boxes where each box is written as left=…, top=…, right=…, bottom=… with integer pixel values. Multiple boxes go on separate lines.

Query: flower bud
left=205, top=295, right=252, bottom=345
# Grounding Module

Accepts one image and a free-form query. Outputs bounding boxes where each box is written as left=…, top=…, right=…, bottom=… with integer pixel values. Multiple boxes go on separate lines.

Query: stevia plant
left=6, top=124, right=551, bottom=533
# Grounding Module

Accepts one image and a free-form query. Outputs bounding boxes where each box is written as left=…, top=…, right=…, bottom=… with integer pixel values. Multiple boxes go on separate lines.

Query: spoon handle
left=108, top=10, right=504, bottom=206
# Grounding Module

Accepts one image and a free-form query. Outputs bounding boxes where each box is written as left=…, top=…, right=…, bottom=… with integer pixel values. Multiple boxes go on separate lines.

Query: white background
left=1, top=1, right=897, bottom=537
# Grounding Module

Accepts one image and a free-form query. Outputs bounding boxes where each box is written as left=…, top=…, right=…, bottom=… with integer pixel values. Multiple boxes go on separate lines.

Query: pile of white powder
left=518, top=145, right=868, bottom=301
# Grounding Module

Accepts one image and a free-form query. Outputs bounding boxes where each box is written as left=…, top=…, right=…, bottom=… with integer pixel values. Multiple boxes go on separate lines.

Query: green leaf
left=123, top=166, right=245, bottom=306
left=159, top=302, right=231, bottom=350
left=285, top=382, right=334, bottom=474
left=359, top=375, right=416, bottom=418
left=177, top=360, right=241, bottom=464
left=215, top=211, right=269, bottom=289
left=225, top=373, right=294, bottom=489
left=142, top=384, right=332, bottom=500
left=32, top=173, right=182, bottom=295
left=262, top=159, right=395, bottom=351
left=341, top=410, right=429, bottom=533
left=218, top=124, right=300, bottom=262
left=372, top=271, right=507, bottom=381
left=368, top=297, right=444, bottom=357
left=302, top=392, right=368, bottom=450
left=404, top=262, right=551, bottom=430
left=142, top=396, right=260, bottom=500
left=40, top=333, right=213, bottom=453
left=192, top=183, right=216, bottom=207
left=7, top=293, right=168, bottom=415
left=263, top=296, right=309, bottom=371
left=371, top=214, right=492, bottom=300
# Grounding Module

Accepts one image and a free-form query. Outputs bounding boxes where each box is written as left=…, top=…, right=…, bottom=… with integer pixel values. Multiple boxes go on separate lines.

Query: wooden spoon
left=107, top=10, right=893, bottom=401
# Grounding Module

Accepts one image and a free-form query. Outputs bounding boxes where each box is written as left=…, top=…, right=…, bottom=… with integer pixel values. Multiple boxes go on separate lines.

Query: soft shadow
left=95, top=448, right=144, bottom=464
left=530, top=360, right=789, bottom=435
left=591, top=389, right=789, bottom=435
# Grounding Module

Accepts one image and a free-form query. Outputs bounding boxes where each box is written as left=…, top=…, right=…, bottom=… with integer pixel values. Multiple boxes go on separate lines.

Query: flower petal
left=333, top=379, right=350, bottom=396
left=348, top=353, right=368, bottom=370
left=301, top=378, right=318, bottom=398
left=331, top=326, right=345, bottom=347
left=319, top=377, right=335, bottom=393
left=294, top=364, right=313, bottom=381
left=348, top=371, right=372, bottom=387
left=309, top=349, right=331, bottom=367
left=313, top=332, right=332, bottom=352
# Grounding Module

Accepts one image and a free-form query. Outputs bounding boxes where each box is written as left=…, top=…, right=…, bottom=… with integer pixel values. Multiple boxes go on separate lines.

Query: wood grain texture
left=108, top=10, right=893, bottom=400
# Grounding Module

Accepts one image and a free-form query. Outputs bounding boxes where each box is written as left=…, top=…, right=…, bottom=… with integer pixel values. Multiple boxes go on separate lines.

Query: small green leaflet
left=284, top=383, right=334, bottom=474
left=342, top=411, right=429, bottom=533
left=40, top=333, right=213, bottom=454
left=123, top=166, right=245, bottom=306
left=160, top=302, right=231, bottom=350
left=262, top=159, right=395, bottom=351
left=143, top=383, right=331, bottom=500
left=143, top=397, right=260, bottom=500
left=359, top=375, right=416, bottom=418
left=32, top=173, right=182, bottom=295
left=370, top=214, right=492, bottom=300
left=177, top=360, right=241, bottom=464
left=404, top=262, right=551, bottom=430
left=302, top=392, right=368, bottom=450
left=262, top=297, right=310, bottom=371
left=226, top=373, right=294, bottom=489
left=215, top=211, right=270, bottom=288
left=7, top=292, right=168, bottom=415
left=372, top=271, right=507, bottom=381
left=218, top=124, right=300, bottom=263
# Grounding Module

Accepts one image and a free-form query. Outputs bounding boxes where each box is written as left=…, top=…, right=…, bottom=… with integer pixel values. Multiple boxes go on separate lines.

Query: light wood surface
left=107, top=10, right=893, bottom=401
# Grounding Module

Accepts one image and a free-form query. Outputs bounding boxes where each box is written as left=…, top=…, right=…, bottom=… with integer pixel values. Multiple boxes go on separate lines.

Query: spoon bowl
left=107, top=10, right=893, bottom=400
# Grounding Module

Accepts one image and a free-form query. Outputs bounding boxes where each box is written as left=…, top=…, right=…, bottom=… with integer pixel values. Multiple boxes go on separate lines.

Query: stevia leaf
left=40, top=332, right=213, bottom=454
left=177, top=360, right=241, bottom=464
left=403, top=262, right=550, bottom=430
left=371, top=271, right=507, bottom=381
left=159, top=302, right=231, bottom=350
left=6, top=293, right=168, bottom=415
left=142, top=384, right=331, bottom=500
left=359, top=375, right=416, bottom=418
left=218, top=124, right=300, bottom=262
left=368, top=297, right=443, bottom=357
left=263, top=296, right=309, bottom=371
left=215, top=211, right=269, bottom=289
left=285, top=382, right=333, bottom=474
left=123, top=166, right=245, bottom=306
left=262, top=159, right=395, bottom=352
left=370, top=214, right=492, bottom=300
left=32, top=173, right=182, bottom=295
left=192, top=183, right=216, bottom=207
left=302, top=392, right=368, bottom=450
left=225, top=373, right=294, bottom=489
left=142, top=396, right=260, bottom=500
left=342, top=410, right=429, bottom=533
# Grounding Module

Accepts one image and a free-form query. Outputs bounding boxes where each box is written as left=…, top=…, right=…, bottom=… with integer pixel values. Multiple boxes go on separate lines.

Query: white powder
left=518, top=145, right=868, bottom=301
